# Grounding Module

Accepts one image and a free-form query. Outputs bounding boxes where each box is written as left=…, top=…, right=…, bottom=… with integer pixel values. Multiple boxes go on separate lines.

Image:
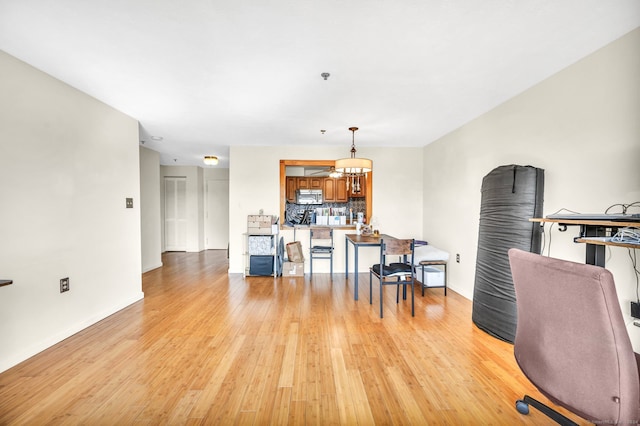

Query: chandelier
left=334, top=127, right=372, bottom=194
left=334, top=127, right=372, bottom=175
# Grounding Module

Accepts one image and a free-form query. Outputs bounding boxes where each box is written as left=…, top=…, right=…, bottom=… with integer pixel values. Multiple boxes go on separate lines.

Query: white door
left=164, top=177, right=187, bottom=251
left=205, top=179, right=229, bottom=249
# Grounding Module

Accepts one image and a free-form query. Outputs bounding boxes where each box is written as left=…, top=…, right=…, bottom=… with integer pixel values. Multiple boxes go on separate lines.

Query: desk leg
left=586, top=244, right=606, bottom=267
left=584, top=225, right=606, bottom=267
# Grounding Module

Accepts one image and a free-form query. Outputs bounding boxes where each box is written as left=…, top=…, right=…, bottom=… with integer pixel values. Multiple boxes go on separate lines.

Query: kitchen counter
left=286, top=224, right=366, bottom=244
left=285, top=223, right=358, bottom=230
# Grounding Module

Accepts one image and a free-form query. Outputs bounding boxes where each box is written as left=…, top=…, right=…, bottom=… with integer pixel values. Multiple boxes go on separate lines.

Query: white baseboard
left=0, top=291, right=145, bottom=373
left=142, top=262, right=163, bottom=273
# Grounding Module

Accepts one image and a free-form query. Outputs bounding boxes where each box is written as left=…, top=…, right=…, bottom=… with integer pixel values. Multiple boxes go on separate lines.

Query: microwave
left=296, top=189, right=323, bottom=205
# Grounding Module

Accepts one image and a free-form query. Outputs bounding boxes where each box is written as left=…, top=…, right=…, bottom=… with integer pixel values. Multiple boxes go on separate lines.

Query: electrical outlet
left=126, top=198, right=133, bottom=208
left=60, top=277, right=69, bottom=293
left=456, top=253, right=460, bottom=263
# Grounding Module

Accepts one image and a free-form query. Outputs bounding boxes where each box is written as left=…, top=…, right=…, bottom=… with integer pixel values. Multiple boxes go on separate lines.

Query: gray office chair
left=309, top=227, right=334, bottom=277
left=508, top=248, right=640, bottom=425
left=369, top=239, right=415, bottom=318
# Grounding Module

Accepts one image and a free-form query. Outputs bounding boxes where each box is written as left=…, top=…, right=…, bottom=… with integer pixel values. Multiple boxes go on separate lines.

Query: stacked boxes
left=246, top=215, right=278, bottom=276
left=247, top=215, right=278, bottom=235
left=286, top=241, right=304, bottom=262
left=284, top=241, right=305, bottom=276
left=282, top=261, right=304, bottom=276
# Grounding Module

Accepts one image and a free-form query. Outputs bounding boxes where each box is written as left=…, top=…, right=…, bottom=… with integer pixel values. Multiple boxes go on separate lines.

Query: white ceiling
left=1, top=1, right=639, bottom=168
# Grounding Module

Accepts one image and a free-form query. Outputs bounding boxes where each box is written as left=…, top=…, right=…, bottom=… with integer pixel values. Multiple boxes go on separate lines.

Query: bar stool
left=309, top=227, right=334, bottom=277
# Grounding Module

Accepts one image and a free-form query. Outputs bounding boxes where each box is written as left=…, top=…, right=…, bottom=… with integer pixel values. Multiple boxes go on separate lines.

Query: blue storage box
left=249, top=255, right=274, bottom=276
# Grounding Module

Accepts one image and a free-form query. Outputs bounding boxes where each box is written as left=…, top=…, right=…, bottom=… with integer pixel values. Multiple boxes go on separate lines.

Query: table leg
left=345, top=236, right=349, bottom=279
left=354, top=245, right=359, bottom=301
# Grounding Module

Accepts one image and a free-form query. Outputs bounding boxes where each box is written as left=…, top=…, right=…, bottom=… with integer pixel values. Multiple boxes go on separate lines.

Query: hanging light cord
left=349, top=127, right=358, bottom=159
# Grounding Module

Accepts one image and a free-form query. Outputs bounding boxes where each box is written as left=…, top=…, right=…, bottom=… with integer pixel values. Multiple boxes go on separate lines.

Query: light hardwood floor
left=0, top=250, right=584, bottom=425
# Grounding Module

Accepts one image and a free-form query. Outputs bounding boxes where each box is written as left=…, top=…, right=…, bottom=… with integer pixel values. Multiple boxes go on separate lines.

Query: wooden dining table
left=344, top=233, right=395, bottom=300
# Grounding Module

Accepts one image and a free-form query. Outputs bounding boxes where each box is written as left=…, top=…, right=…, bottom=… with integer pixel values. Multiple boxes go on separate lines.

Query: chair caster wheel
left=516, top=400, right=530, bottom=415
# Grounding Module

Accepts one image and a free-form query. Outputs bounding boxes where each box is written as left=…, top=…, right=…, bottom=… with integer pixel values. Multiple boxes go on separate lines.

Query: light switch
left=126, top=198, right=133, bottom=208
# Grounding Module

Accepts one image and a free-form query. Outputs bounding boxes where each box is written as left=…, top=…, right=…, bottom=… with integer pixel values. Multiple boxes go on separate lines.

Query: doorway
left=164, top=176, right=187, bottom=251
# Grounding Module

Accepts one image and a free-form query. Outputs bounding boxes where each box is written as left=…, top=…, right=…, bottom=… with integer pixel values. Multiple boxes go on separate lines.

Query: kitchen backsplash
left=285, top=199, right=366, bottom=226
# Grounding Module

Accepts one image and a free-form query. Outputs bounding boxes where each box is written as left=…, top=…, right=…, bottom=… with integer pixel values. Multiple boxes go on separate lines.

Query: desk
left=345, top=233, right=395, bottom=300
left=531, top=218, right=640, bottom=267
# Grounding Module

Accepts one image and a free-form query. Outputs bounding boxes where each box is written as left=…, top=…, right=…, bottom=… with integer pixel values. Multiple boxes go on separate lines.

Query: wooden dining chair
left=369, top=239, right=415, bottom=318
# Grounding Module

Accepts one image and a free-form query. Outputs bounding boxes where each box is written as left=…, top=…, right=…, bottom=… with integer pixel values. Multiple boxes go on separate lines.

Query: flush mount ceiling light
left=203, top=156, right=218, bottom=166
left=334, top=127, right=372, bottom=176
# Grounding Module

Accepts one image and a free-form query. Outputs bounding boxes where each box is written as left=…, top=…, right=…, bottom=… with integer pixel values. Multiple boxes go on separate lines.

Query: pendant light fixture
left=334, top=127, right=372, bottom=175
left=334, top=127, right=372, bottom=194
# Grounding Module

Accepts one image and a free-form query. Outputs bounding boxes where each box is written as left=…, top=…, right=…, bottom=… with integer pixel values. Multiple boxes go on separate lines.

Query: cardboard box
left=286, top=241, right=305, bottom=262
left=283, top=261, right=304, bottom=277
left=247, top=215, right=278, bottom=235
left=420, top=266, right=445, bottom=287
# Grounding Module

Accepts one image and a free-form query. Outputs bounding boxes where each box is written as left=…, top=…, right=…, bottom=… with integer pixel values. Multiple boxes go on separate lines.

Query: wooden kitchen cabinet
left=286, top=177, right=297, bottom=202
left=323, top=177, right=348, bottom=203
left=335, top=177, right=348, bottom=202
left=297, top=177, right=309, bottom=189
left=323, top=178, right=335, bottom=202
left=309, top=177, right=323, bottom=189
left=286, top=174, right=353, bottom=204
left=348, top=175, right=366, bottom=198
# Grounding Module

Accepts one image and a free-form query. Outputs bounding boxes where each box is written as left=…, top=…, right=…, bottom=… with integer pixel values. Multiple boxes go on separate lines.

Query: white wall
left=140, top=146, right=162, bottom=272
left=204, top=168, right=231, bottom=181
left=422, top=29, right=640, bottom=341
left=0, top=51, right=144, bottom=372
left=204, top=167, right=230, bottom=251
left=228, top=145, right=424, bottom=274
